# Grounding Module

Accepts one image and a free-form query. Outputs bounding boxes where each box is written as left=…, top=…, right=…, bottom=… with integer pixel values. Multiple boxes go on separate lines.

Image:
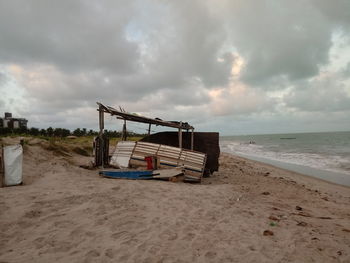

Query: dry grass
left=1, top=135, right=144, bottom=157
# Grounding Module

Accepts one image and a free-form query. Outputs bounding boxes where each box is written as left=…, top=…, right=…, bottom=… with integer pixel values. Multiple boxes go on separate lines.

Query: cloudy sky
left=1, top=0, right=350, bottom=135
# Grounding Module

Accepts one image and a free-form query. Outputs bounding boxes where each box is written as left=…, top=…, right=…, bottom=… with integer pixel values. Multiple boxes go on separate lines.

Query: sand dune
left=0, top=138, right=349, bottom=262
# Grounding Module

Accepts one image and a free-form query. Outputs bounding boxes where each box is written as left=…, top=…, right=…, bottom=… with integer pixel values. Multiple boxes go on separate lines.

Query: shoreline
left=221, top=150, right=350, bottom=187
left=216, top=152, right=350, bottom=197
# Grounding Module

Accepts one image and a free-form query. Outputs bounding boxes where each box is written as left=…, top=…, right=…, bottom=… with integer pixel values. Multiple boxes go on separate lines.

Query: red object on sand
left=144, top=156, right=153, bottom=170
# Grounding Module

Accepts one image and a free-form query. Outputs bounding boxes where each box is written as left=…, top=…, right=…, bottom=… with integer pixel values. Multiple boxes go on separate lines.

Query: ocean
left=220, top=131, right=350, bottom=186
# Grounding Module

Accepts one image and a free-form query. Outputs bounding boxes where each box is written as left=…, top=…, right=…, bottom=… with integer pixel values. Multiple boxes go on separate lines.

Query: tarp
left=4, top=144, right=23, bottom=186
left=100, top=170, right=154, bottom=180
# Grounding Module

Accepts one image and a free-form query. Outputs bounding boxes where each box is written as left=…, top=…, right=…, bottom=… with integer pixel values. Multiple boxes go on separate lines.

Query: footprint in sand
left=182, top=232, right=195, bottom=241
left=105, top=248, right=114, bottom=259
left=111, top=231, right=132, bottom=241
left=52, top=241, right=72, bottom=253
left=121, top=238, right=139, bottom=246
left=147, top=245, right=159, bottom=255
left=111, top=186, right=120, bottom=191
left=24, top=210, right=42, bottom=218
left=159, top=230, right=178, bottom=241
left=69, top=226, right=83, bottom=238
left=85, top=249, right=100, bottom=258
left=33, top=237, right=46, bottom=249
left=151, top=217, right=160, bottom=224
left=118, top=254, right=130, bottom=261
left=85, top=231, right=96, bottom=237
left=53, top=220, right=73, bottom=228
left=205, top=251, right=217, bottom=259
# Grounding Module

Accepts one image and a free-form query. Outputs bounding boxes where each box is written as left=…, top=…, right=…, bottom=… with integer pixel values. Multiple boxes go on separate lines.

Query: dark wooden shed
left=141, top=131, right=220, bottom=176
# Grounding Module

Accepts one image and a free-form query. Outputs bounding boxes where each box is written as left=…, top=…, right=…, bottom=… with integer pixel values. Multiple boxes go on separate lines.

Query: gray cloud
left=284, top=74, right=350, bottom=112
left=0, top=0, right=349, bottom=133
left=221, top=0, right=346, bottom=86
left=343, top=62, right=350, bottom=77
left=0, top=71, right=8, bottom=86
left=311, top=0, right=350, bottom=27
left=0, top=1, right=139, bottom=74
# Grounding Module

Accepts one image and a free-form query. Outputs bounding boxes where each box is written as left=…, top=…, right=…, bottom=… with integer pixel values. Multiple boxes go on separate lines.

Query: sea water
left=220, top=131, right=350, bottom=186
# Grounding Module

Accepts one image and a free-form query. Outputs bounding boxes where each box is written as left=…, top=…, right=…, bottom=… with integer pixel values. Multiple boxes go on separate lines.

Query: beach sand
left=0, top=138, right=349, bottom=262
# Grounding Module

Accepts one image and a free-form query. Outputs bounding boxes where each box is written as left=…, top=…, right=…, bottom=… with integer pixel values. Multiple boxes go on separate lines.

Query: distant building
left=0, top=112, right=28, bottom=129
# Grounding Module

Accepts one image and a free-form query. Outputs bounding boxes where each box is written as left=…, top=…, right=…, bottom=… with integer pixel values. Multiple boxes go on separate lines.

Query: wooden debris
left=268, top=215, right=280, bottom=222
left=152, top=168, right=184, bottom=179
left=297, top=221, right=308, bottom=227
left=130, top=141, right=206, bottom=182
left=263, top=230, right=274, bottom=236
left=296, top=211, right=312, bottom=217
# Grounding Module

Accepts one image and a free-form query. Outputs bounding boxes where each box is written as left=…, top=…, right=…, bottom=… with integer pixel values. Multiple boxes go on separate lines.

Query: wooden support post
left=178, top=121, right=183, bottom=149
left=191, top=129, right=194, bottom=150
left=99, top=106, right=104, bottom=133
left=0, top=145, right=4, bottom=187
left=98, top=106, right=104, bottom=168
left=148, top=123, right=151, bottom=136
left=122, top=119, right=127, bottom=141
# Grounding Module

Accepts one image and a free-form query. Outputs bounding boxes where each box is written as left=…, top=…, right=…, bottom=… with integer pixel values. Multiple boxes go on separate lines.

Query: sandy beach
left=0, top=138, right=349, bottom=262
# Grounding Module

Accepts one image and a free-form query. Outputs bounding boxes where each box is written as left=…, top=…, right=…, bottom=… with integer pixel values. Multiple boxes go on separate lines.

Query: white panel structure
left=130, top=141, right=206, bottom=182
left=3, top=145, right=23, bottom=186
left=110, top=141, right=136, bottom=168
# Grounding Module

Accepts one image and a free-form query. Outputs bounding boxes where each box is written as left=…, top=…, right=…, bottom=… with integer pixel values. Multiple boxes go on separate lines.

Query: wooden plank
left=152, top=168, right=183, bottom=178
left=134, top=144, right=159, bottom=149
left=129, top=141, right=206, bottom=182
left=179, top=154, right=204, bottom=163
left=98, top=105, right=105, bottom=168
left=148, top=123, right=151, bottom=136
left=156, top=152, right=181, bottom=159
left=191, top=129, right=194, bottom=150
left=133, top=150, right=158, bottom=155
left=178, top=124, right=182, bottom=149
left=137, top=142, right=160, bottom=147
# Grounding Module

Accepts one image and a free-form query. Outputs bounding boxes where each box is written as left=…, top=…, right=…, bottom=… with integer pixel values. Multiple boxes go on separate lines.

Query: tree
left=29, top=127, right=40, bottom=136
left=40, top=129, right=47, bottom=136
left=47, top=127, right=54, bottom=137
left=87, top=129, right=97, bottom=136
left=73, top=128, right=82, bottom=136
left=62, top=128, right=71, bottom=137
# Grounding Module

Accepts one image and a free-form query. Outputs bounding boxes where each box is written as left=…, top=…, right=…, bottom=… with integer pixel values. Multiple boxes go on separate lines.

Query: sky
left=0, top=0, right=350, bottom=135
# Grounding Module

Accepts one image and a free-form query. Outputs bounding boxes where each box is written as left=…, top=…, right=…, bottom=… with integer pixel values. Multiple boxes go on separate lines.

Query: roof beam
left=97, top=102, right=194, bottom=130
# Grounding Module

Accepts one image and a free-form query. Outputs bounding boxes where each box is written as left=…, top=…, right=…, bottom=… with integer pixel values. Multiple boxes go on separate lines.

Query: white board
left=4, top=144, right=23, bottom=186
left=152, top=168, right=183, bottom=178
left=110, top=141, right=136, bottom=168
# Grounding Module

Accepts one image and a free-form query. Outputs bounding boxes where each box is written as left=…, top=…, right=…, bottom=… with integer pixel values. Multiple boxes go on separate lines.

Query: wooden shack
left=94, top=102, right=219, bottom=180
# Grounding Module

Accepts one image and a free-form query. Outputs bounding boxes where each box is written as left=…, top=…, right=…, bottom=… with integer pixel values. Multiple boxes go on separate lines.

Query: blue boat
left=99, top=170, right=154, bottom=180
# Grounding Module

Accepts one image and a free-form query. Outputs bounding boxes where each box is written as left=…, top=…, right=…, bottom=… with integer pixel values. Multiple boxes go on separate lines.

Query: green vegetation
left=0, top=126, right=146, bottom=139
left=1, top=127, right=145, bottom=157
left=41, top=136, right=143, bottom=157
